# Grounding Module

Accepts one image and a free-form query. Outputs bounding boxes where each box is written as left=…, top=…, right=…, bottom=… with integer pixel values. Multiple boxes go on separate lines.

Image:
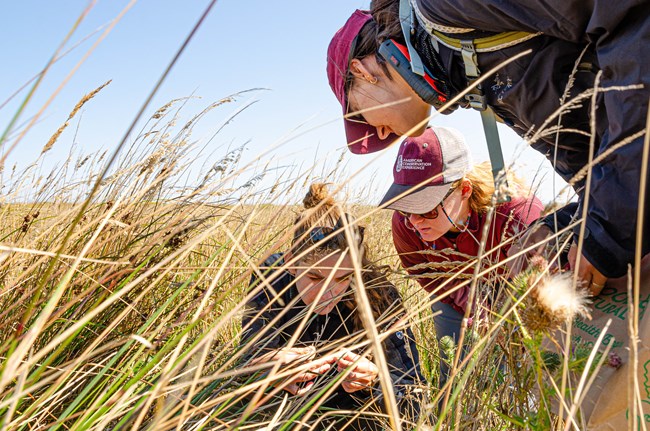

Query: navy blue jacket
left=412, top=0, right=650, bottom=277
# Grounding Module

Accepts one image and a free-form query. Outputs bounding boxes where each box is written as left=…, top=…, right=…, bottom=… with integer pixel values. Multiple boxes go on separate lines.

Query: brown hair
left=344, top=18, right=395, bottom=97
left=292, top=183, right=401, bottom=329
left=454, top=162, right=531, bottom=214
left=370, top=0, right=404, bottom=44
left=291, top=183, right=363, bottom=259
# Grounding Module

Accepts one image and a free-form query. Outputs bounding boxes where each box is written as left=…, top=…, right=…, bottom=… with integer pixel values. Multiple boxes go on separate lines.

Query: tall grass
left=0, top=83, right=627, bottom=431
left=1, top=16, right=642, bottom=427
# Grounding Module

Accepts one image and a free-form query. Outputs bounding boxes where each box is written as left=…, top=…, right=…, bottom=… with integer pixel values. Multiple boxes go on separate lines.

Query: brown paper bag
left=558, top=255, right=650, bottom=429
left=586, top=311, right=650, bottom=430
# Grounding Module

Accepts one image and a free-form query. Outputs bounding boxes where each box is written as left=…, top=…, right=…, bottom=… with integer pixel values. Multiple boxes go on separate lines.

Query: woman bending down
left=241, top=183, right=422, bottom=430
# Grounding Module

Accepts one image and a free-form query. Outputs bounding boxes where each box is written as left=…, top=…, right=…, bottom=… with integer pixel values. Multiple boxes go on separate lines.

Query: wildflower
left=607, top=352, right=623, bottom=369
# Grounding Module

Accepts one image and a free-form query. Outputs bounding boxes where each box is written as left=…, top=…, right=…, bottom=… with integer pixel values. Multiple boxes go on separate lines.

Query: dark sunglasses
left=398, top=205, right=442, bottom=220
left=397, top=186, right=457, bottom=220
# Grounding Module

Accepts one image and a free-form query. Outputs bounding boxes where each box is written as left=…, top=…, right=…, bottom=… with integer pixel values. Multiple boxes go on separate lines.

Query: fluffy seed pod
left=517, top=257, right=591, bottom=333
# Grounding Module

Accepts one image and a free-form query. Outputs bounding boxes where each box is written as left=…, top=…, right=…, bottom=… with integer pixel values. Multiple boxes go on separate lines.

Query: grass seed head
left=519, top=258, right=591, bottom=333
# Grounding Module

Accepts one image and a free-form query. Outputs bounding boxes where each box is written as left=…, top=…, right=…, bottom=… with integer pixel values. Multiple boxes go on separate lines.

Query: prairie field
left=2, top=4, right=645, bottom=423
left=0, top=87, right=628, bottom=431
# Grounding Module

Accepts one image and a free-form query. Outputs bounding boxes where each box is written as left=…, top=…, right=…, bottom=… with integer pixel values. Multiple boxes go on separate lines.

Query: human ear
left=461, top=179, right=473, bottom=199
left=349, top=58, right=378, bottom=83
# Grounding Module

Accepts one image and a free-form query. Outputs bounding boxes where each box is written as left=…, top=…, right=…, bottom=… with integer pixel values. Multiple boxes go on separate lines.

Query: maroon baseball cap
left=326, top=10, right=396, bottom=154
left=378, top=127, right=472, bottom=213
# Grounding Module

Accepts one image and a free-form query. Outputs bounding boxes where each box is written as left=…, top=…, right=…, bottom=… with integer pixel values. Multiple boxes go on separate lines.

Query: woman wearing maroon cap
left=377, top=126, right=543, bottom=384
left=326, top=2, right=650, bottom=298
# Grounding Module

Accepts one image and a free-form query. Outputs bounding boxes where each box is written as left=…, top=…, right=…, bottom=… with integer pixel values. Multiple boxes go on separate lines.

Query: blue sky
left=0, top=0, right=569, bottom=203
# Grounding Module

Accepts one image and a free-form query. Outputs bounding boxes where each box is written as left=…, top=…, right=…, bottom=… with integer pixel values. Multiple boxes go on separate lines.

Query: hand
left=269, top=346, right=316, bottom=365
left=279, top=354, right=337, bottom=396
left=268, top=347, right=336, bottom=396
left=568, top=243, right=608, bottom=296
left=506, top=224, right=554, bottom=276
left=335, top=351, right=379, bottom=393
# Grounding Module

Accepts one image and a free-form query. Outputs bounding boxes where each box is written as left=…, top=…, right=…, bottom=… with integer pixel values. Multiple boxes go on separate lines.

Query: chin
left=419, top=231, right=442, bottom=242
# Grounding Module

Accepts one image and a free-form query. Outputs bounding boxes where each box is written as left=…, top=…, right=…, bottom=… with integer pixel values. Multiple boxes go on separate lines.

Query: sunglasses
left=398, top=205, right=443, bottom=220
left=397, top=186, right=457, bottom=220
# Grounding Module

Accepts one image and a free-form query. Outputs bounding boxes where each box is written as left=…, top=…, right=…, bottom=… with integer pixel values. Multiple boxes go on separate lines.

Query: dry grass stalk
left=1, top=70, right=643, bottom=430
left=41, top=80, right=112, bottom=155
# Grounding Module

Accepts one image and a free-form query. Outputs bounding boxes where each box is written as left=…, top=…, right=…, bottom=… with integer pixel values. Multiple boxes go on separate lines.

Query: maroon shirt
left=392, top=195, right=543, bottom=314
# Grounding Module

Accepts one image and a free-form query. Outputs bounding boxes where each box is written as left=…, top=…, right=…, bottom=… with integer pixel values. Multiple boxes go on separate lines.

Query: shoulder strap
left=406, top=0, right=523, bottom=201
left=459, top=38, right=510, bottom=202
left=433, top=30, right=542, bottom=53
left=409, top=0, right=541, bottom=52
left=399, top=0, right=425, bottom=76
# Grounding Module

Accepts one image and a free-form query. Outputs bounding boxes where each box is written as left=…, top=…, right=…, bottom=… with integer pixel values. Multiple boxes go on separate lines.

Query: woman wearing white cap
left=378, top=126, right=543, bottom=384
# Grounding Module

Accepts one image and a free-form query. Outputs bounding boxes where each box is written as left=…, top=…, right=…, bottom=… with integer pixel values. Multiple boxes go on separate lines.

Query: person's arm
left=417, top=0, right=650, bottom=280
left=380, top=322, right=424, bottom=419
left=380, top=321, right=423, bottom=391
left=572, top=1, right=650, bottom=281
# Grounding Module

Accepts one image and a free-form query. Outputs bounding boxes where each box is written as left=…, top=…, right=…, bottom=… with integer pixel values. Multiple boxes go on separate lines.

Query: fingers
left=335, top=350, right=360, bottom=365
left=336, top=353, right=378, bottom=393
left=288, top=346, right=316, bottom=361
left=292, top=361, right=332, bottom=382
left=569, top=245, right=608, bottom=296
left=340, top=371, right=377, bottom=393
left=291, top=371, right=320, bottom=383
left=309, top=354, right=338, bottom=369
left=317, top=351, right=339, bottom=362
left=587, top=271, right=607, bottom=295
left=309, top=360, right=333, bottom=375
left=294, top=380, right=315, bottom=396
left=274, top=346, right=316, bottom=366
left=342, top=380, right=367, bottom=393
left=278, top=367, right=320, bottom=395
left=282, top=380, right=314, bottom=396
left=343, top=369, right=376, bottom=383
left=337, top=354, right=377, bottom=374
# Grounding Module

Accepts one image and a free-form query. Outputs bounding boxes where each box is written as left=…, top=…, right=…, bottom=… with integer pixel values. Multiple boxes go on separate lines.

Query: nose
left=408, top=213, right=424, bottom=225
left=329, top=280, right=350, bottom=299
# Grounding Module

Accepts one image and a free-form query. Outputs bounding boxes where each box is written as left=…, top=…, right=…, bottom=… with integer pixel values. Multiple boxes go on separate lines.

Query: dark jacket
left=241, top=253, right=422, bottom=410
left=412, top=0, right=650, bottom=277
left=393, top=195, right=543, bottom=314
